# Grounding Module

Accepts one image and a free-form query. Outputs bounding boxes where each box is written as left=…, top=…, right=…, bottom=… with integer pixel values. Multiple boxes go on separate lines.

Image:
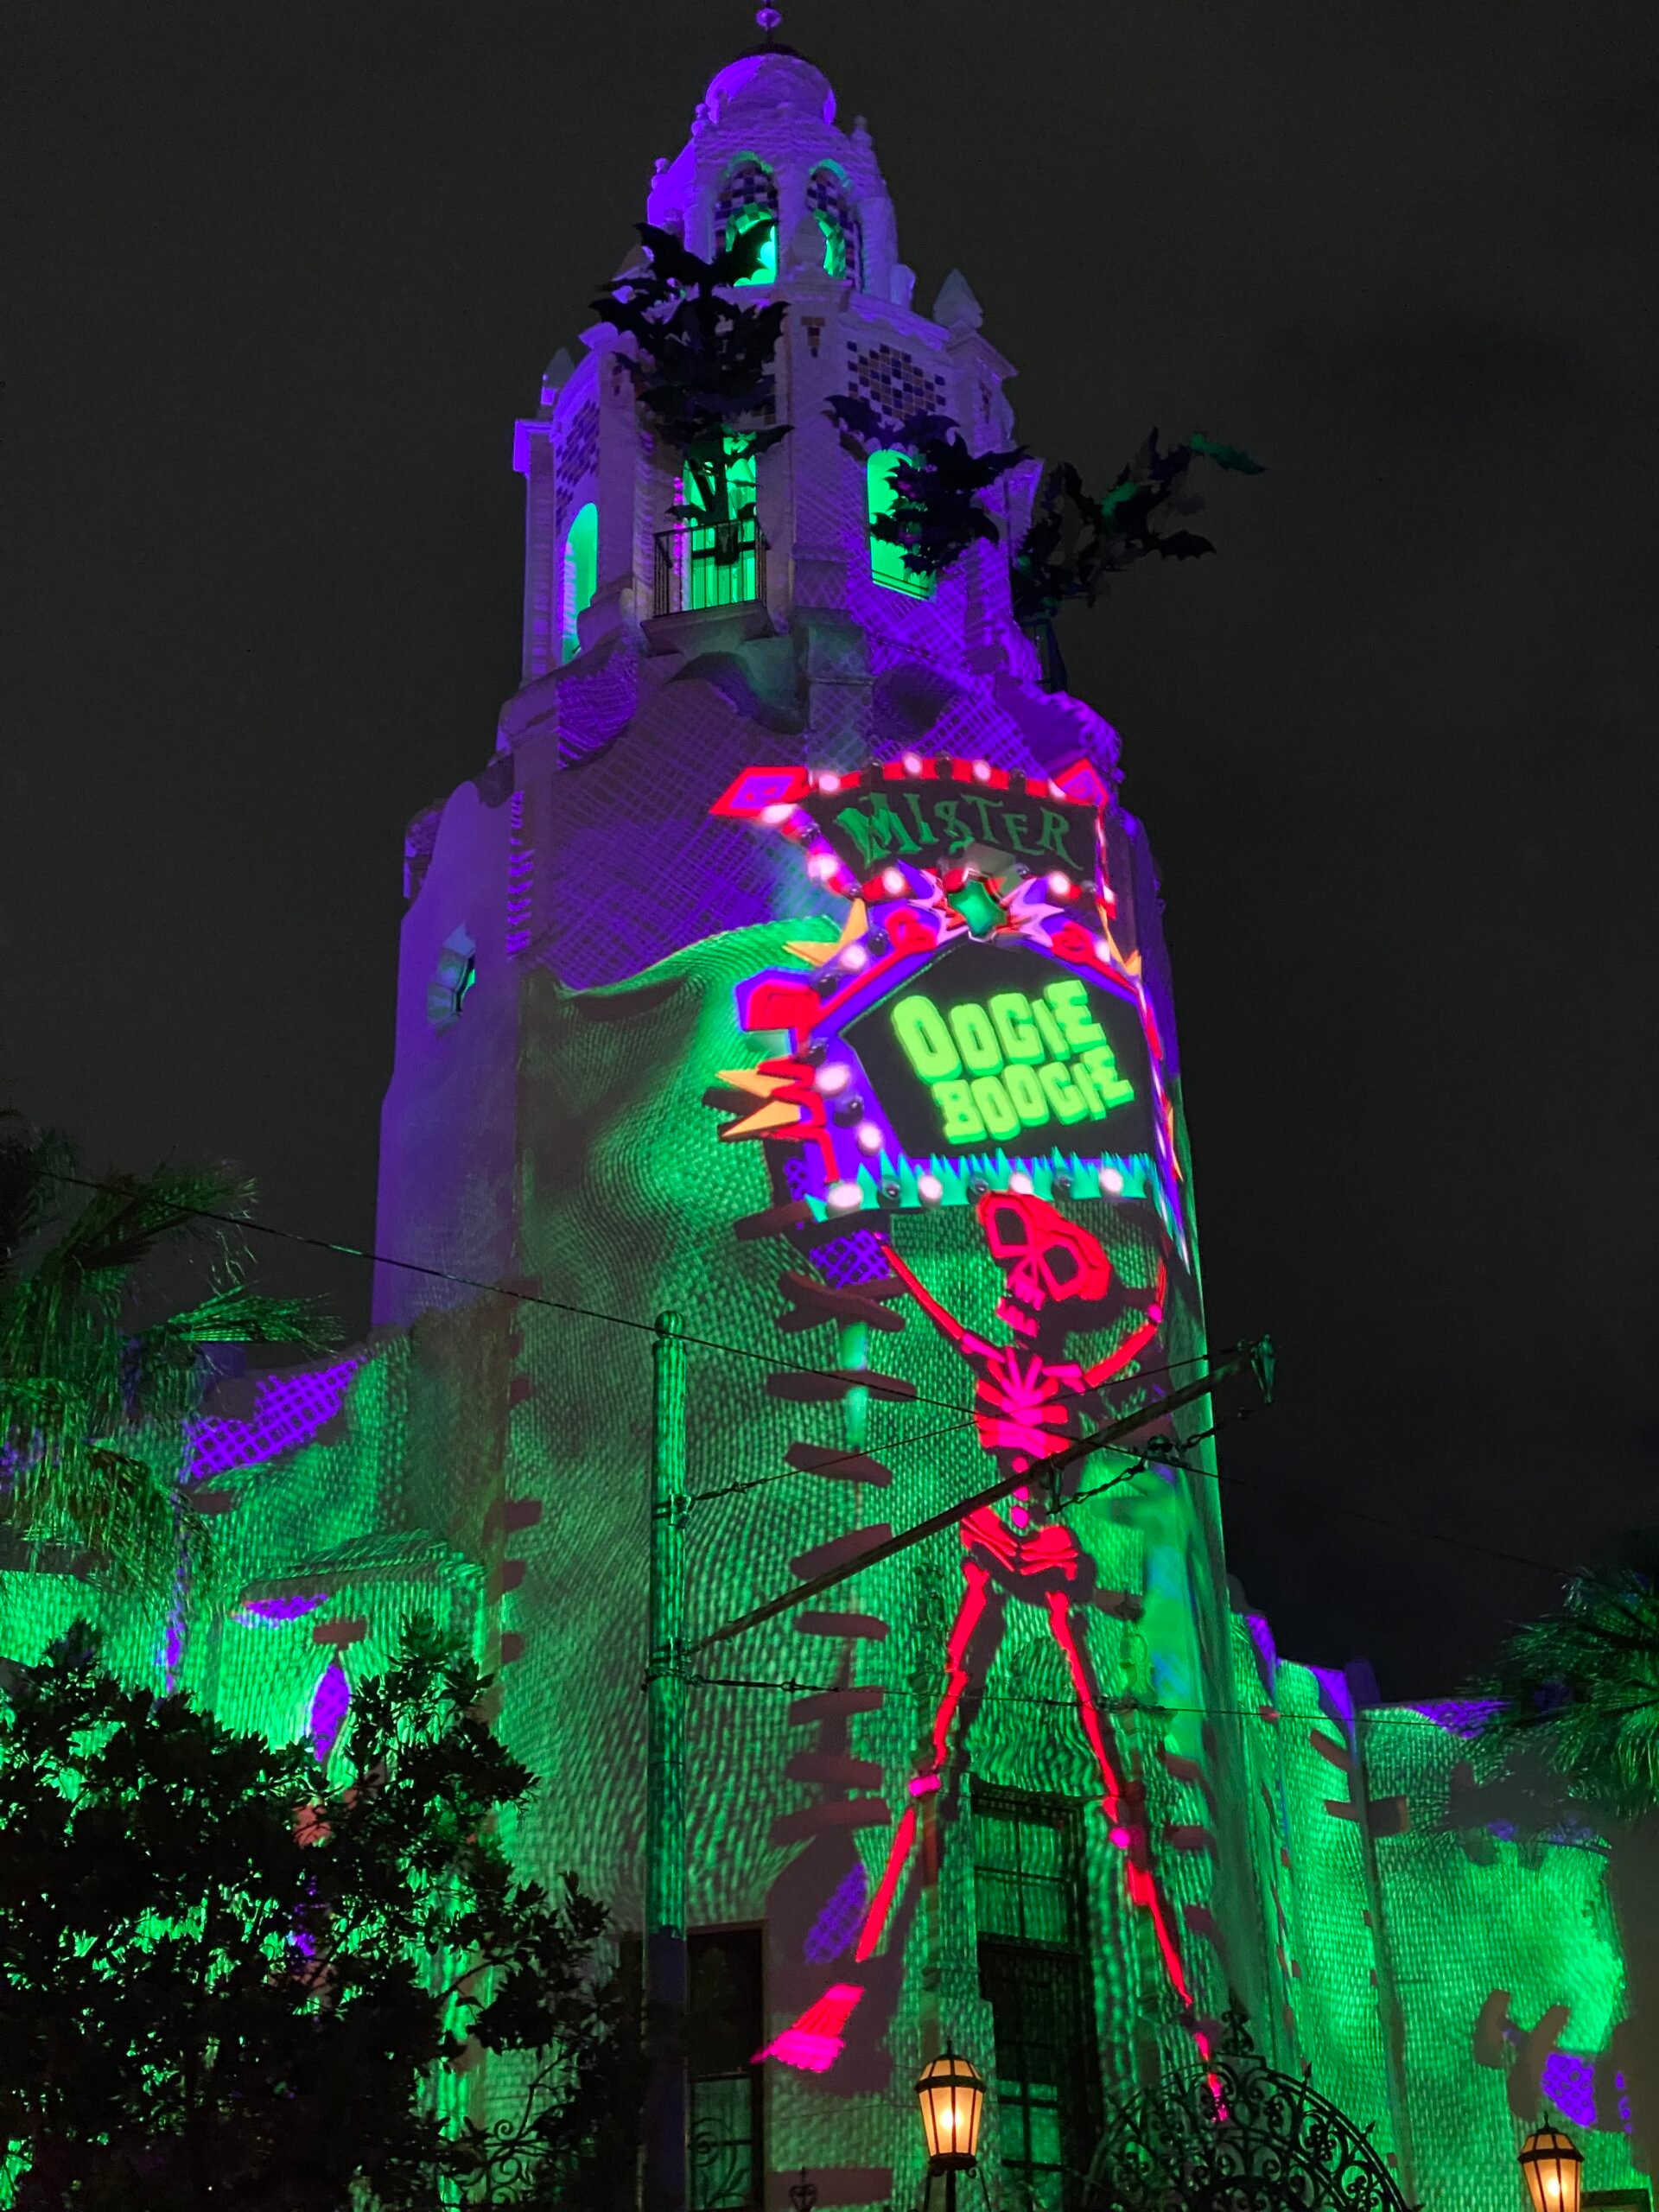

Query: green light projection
left=868, top=449, right=934, bottom=598
left=3, top=915, right=1641, bottom=2212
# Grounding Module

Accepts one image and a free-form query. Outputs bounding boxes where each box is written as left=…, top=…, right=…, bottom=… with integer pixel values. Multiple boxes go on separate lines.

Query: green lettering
left=949, top=1000, right=1002, bottom=1075
left=1046, top=976, right=1107, bottom=1050
left=836, top=797, right=920, bottom=871
left=1036, top=808, right=1084, bottom=865
left=1031, top=998, right=1070, bottom=1059
left=970, top=1074, right=1021, bottom=1141
left=988, top=990, right=1042, bottom=1064
left=997, top=806, right=1043, bottom=855
left=931, top=797, right=973, bottom=852
left=1039, top=1060, right=1090, bottom=1127
left=893, top=995, right=961, bottom=1081
left=901, top=793, right=934, bottom=848
left=960, top=794, right=1000, bottom=843
left=1003, top=1064, right=1048, bottom=1128
left=1081, top=1041, right=1135, bottom=1109
left=935, top=1078, right=984, bottom=1142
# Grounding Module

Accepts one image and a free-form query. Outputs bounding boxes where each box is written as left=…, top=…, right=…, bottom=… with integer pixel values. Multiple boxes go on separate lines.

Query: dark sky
left=3, top=2, right=1656, bottom=1697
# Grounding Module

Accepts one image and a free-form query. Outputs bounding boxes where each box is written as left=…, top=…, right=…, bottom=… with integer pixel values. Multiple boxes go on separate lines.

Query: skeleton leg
left=1042, top=1587, right=1195, bottom=2010
left=853, top=1557, right=995, bottom=1965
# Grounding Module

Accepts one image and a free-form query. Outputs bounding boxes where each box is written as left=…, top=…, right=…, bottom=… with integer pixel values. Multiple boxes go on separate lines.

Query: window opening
left=426, top=930, right=477, bottom=1032
left=560, top=500, right=597, bottom=663
left=973, top=1783, right=1100, bottom=2212
left=716, top=158, right=779, bottom=289
left=675, top=443, right=759, bottom=611
left=806, top=165, right=861, bottom=285
left=689, top=1927, right=764, bottom=2212
left=731, top=207, right=777, bottom=287
left=868, top=449, right=934, bottom=600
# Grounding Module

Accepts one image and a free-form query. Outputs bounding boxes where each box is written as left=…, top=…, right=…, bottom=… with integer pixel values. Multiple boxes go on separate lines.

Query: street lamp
left=916, top=2046, right=987, bottom=2210
left=1520, top=2126, right=1585, bottom=2212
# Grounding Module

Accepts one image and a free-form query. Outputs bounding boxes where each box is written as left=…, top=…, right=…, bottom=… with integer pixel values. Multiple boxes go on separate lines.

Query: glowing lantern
left=1520, top=2129, right=1583, bottom=2212
left=916, top=2046, right=986, bottom=2181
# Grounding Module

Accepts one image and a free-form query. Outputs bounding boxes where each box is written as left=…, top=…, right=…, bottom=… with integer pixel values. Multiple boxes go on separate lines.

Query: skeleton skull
left=976, top=1191, right=1113, bottom=1314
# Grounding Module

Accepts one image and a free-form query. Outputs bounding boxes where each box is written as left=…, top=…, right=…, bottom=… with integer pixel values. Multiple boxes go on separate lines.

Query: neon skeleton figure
left=849, top=1189, right=1195, bottom=2015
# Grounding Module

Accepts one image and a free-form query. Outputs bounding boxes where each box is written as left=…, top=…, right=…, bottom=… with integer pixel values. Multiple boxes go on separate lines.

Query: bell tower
left=373, top=15, right=1143, bottom=1317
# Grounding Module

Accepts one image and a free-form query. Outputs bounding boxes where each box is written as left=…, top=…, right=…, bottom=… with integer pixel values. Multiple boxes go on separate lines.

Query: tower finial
left=755, top=6, right=782, bottom=44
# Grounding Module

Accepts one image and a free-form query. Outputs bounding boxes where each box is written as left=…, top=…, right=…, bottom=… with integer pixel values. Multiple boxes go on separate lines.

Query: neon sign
left=855, top=957, right=1146, bottom=1154
left=810, top=784, right=1096, bottom=880
left=709, top=753, right=1185, bottom=1256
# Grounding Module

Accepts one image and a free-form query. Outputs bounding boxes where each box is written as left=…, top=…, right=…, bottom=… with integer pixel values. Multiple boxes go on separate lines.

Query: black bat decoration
left=592, top=222, right=792, bottom=528
left=1011, top=430, right=1264, bottom=686
left=826, top=394, right=1027, bottom=582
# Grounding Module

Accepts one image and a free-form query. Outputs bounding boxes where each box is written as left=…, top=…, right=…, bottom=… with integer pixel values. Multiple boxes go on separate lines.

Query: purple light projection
left=1541, top=2052, right=1605, bottom=2129
left=309, top=1661, right=353, bottom=1765
left=804, top=1864, right=869, bottom=1963
left=186, top=1357, right=363, bottom=1484
left=1308, top=1665, right=1354, bottom=1732
left=1412, top=1697, right=1505, bottom=1739
left=1243, top=1611, right=1277, bottom=1690
left=237, top=1592, right=327, bottom=1626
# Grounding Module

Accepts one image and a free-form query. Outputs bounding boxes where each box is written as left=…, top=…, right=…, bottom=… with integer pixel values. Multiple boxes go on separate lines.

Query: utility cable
left=38, top=1172, right=1572, bottom=1587
left=41, top=1168, right=1217, bottom=1440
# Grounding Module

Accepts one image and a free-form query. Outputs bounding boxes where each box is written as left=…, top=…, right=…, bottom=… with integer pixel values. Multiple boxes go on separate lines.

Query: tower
left=365, top=28, right=1263, bottom=2202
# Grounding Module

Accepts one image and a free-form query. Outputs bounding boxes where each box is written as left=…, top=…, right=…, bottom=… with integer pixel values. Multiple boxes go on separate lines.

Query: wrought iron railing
left=652, top=517, right=768, bottom=619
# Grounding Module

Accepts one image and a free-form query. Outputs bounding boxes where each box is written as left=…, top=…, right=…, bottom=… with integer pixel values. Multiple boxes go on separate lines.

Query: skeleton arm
left=1080, top=1260, right=1168, bottom=1389
left=880, top=1243, right=996, bottom=1360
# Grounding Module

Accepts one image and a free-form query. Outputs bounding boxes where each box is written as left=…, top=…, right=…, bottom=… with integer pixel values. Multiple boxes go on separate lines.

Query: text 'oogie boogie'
left=887, top=976, right=1135, bottom=1147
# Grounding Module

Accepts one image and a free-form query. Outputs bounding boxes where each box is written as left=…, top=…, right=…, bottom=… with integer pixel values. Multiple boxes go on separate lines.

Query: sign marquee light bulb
left=1102, top=1167, right=1125, bottom=1194
left=842, top=944, right=869, bottom=971
left=819, top=772, right=842, bottom=794
left=971, top=759, right=992, bottom=783
left=1047, top=870, right=1072, bottom=898
left=856, top=1121, right=883, bottom=1152
left=761, top=802, right=794, bottom=826
left=902, top=751, right=924, bottom=775
left=817, top=1062, right=851, bottom=1094
left=827, top=1180, right=864, bottom=1211
left=881, top=866, right=907, bottom=897
left=917, top=1173, right=944, bottom=1205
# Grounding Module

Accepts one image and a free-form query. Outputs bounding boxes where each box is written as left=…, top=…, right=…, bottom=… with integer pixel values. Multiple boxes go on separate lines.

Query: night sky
left=4, top=2, right=1655, bottom=1697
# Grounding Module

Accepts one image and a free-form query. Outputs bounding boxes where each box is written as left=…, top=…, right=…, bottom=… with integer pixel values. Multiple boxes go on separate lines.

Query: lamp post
left=1519, top=2126, right=1585, bottom=2212
left=916, top=2046, right=987, bottom=2212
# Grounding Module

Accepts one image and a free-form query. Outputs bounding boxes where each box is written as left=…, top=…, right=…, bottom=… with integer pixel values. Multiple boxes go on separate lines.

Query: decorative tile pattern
left=846, top=340, right=946, bottom=426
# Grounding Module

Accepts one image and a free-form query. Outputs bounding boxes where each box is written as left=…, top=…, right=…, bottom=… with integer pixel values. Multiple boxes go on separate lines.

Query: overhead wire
left=36, top=1169, right=1573, bottom=1586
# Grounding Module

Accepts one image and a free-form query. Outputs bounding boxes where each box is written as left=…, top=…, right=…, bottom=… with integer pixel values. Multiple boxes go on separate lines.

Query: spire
left=932, top=269, right=984, bottom=333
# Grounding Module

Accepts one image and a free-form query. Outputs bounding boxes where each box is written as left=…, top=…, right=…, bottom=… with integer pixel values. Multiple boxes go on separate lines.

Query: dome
left=703, top=48, right=836, bottom=127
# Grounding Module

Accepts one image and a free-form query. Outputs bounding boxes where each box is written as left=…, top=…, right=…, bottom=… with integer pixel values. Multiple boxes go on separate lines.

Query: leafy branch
left=0, top=1111, right=331, bottom=1592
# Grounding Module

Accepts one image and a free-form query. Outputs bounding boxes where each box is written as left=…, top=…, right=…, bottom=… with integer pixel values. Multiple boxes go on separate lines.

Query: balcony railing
left=652, top=517, right=768, bottom=620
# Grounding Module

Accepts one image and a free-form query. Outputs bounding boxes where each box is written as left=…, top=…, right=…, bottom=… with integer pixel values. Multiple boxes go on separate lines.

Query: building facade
left=4, top=30, right=1646, bottom=2212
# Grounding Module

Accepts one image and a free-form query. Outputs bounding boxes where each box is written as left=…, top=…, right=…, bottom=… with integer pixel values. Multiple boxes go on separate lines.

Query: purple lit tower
left=68, top=24, right=1633, bottom=2212
left=372, top=35, right=1159, bottom=1328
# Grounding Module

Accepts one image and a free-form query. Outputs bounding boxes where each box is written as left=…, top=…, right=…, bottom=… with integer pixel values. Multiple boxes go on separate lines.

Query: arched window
left=867, top=451, right=932, bottom=599
left=676, top=443, right=759, bottom=609
left=715, top=157, right=779, bottom=286
left=806, top=165, right=861, bottom=284
left=560, top=501, right=597, bottom=663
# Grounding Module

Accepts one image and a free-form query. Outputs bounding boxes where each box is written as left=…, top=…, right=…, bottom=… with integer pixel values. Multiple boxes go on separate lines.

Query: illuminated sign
left=806, top=783, right=1097, bottom=882
left=846, top=942, right=1154, bottom=1159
